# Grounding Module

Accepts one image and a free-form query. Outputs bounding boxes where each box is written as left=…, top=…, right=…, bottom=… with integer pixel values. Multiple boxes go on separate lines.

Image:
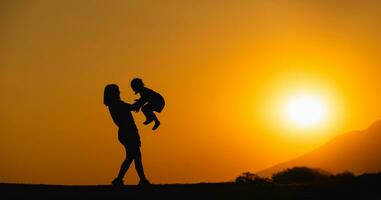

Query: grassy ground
left=1, top=177, right=380, bottom=200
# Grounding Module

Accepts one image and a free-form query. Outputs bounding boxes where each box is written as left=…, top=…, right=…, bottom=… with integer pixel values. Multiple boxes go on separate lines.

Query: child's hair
left=131, top=78, right=144, bottom=91
left=104, top=84, right=120, bottom=106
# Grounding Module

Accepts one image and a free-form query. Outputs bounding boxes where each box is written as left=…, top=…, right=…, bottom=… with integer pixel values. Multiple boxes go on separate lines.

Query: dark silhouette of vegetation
left=272, top=167, right=332, bottom=184
left=236, top=167, right=362, bottom=185
left=235, top=172, right=270, bottom=184
left=334, top=171, right=355, bottom=181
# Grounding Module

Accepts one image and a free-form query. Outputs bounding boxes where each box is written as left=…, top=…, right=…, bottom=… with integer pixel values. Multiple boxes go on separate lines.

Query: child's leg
left=151, top=113, right=160, bottom=130
left=142, top=104, right=156, bottom=124
left=142, top=103, right=161, bottom=130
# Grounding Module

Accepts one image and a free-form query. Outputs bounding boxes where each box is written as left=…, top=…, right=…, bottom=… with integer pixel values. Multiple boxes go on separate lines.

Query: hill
left=258, top=120, right=381, bottom=177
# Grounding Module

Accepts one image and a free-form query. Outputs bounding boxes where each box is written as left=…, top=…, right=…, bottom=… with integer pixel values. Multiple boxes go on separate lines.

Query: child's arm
left=132, top=88, right=150, bottom=111
left=131, top=100, right=141, bottom=112
left=133, top=92, right=148, bottom=110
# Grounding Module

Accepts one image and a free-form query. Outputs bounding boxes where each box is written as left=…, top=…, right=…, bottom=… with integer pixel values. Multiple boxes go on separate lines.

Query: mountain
left=258, top=120, right=381, bottom=177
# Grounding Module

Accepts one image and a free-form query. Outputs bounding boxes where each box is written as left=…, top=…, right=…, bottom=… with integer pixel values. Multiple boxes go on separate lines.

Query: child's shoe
left=152, top=120, right=160, bottom=130
left=143, top=119, right=153, bottom=125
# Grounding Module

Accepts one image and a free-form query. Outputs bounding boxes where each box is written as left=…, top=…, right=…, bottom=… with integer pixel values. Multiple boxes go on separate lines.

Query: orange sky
left=1, top=0, right=381, bottom=185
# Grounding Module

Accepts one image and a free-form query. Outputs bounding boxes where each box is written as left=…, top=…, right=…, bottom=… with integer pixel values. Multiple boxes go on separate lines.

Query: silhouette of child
left=131, top=78, right=165, bottom=130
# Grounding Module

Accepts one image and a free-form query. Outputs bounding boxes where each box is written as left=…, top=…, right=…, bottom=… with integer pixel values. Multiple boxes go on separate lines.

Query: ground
left=1, top=177, right=380, bottom=200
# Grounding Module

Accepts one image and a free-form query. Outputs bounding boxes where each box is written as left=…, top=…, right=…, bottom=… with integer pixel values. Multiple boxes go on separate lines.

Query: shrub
left=236, top=172, right=270, bottom=184
left=334, top=171, right=355, bottom=181
left=272, top=167, right=332, bottom=184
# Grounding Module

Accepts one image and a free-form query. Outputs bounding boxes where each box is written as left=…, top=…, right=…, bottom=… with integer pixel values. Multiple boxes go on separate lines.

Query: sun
left=284, top=94, right=326, bottom=128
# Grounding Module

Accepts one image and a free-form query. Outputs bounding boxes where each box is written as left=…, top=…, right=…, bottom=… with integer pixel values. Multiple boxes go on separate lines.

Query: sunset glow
left=284, top=94, right=326, bottom=128
left=1, top=0, right=381, bottom=185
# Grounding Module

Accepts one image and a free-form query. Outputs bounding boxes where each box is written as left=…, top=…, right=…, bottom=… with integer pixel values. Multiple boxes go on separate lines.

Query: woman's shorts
left=118, top=129, right=141, bottom=152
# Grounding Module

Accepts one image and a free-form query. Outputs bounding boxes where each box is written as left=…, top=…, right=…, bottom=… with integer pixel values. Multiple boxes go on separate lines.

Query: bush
left=235, top=172, right=270, bottom=184
left=272, top=167, right=332, bottom=184
left=334, top=171, right=355, bottom=181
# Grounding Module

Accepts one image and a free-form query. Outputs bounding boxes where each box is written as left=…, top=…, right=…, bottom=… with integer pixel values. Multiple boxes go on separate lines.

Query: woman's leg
left=133, top=148, right=148, bottom=181
left=116, top=147, right=134, bottom=180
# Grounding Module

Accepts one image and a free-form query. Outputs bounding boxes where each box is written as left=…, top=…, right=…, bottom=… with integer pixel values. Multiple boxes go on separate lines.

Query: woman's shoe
left=112, top=178, right=124, bottom=186
left=138, top=179, right=151, bottom=186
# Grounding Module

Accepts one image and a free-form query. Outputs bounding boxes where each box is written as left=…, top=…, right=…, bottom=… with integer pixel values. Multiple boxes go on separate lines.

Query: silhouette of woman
left=104, top=84, right=150, bottom=186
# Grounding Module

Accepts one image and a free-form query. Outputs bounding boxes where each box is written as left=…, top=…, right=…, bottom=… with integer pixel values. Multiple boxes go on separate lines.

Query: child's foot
left=152, top=121, right=160, bottom=130
left=143, top=119, right=153, bottom=125
left=112, top=178, right=124, bottom=186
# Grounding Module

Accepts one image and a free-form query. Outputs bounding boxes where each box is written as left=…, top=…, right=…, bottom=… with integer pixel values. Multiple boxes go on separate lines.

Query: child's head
left=104, top=84, right=120, bottom=106
left=130, top=78, right=144, bottom=94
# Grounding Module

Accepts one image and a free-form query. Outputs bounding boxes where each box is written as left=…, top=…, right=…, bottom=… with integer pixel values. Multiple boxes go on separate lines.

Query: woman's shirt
left=108, top=100, right=138, bottom=133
